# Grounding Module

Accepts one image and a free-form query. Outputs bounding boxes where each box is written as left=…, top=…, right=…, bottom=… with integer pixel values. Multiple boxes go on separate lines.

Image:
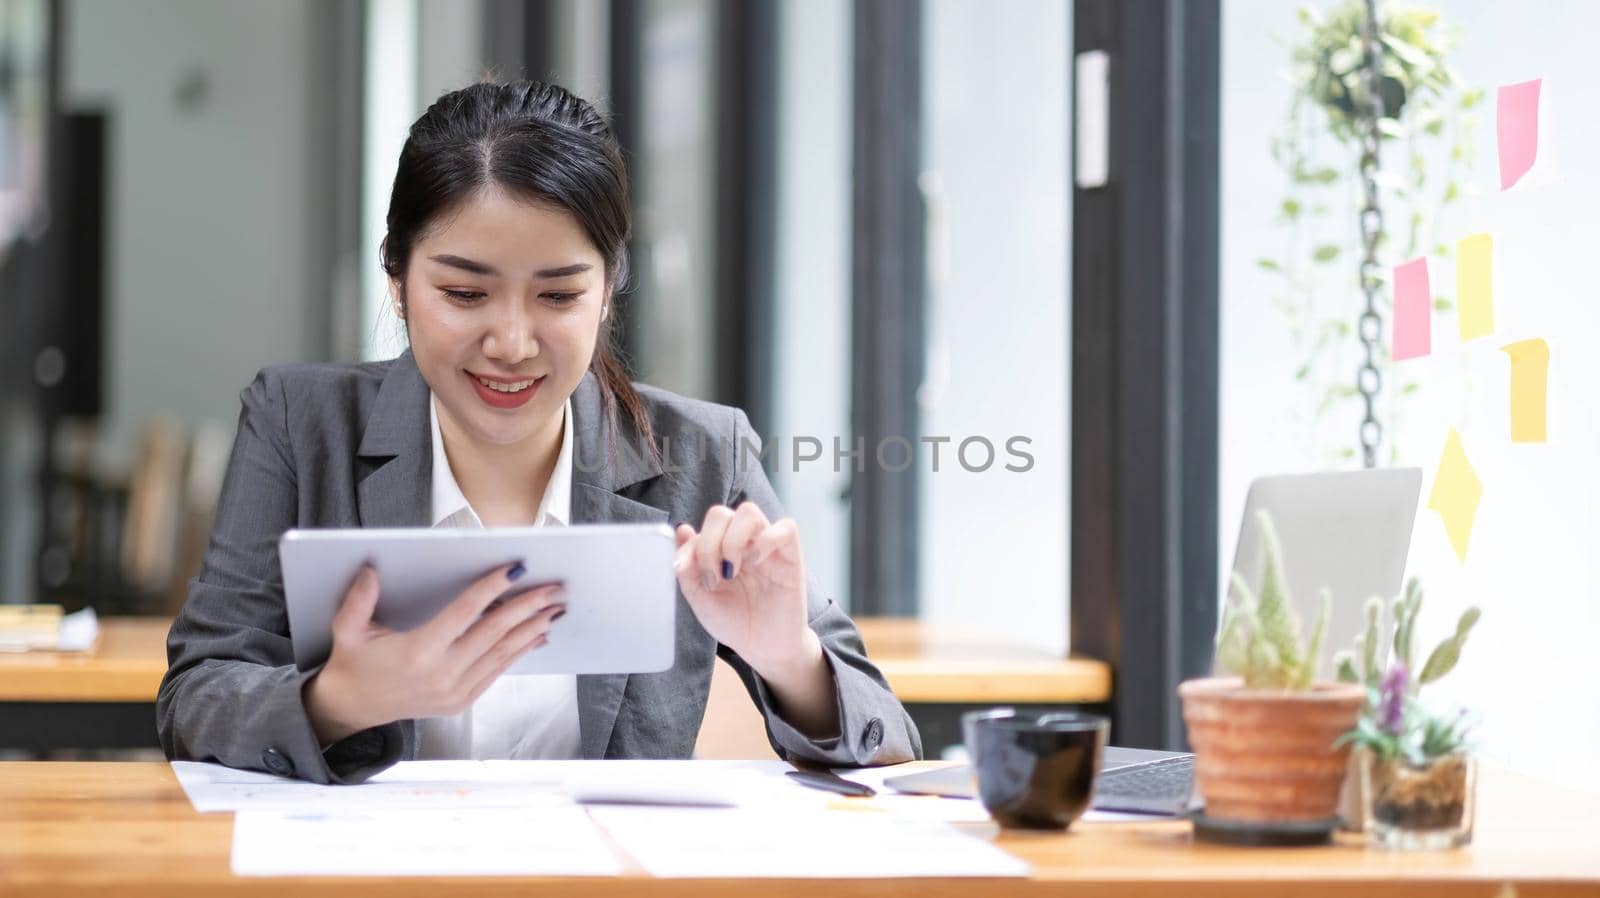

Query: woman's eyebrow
left=534, top=262, right=593, bottom=278
left=429, top=253, right=498, bottom=276
left=427, top=255, right=591, bottom=280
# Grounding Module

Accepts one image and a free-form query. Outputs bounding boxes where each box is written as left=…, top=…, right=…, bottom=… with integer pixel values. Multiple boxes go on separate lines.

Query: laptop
left=1222, top=468, right=1421, bottom=680
left=886, top=468, right=1423, bottom=816
left=886, top=746, right=1196, bottom=815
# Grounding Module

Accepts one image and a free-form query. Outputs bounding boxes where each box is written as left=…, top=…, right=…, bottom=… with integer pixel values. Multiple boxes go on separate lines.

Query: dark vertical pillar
left=850, top=0, right=924, bottom=616
left=712, top=0, right=778, bottom=435
left=1070, top=0, right=1219, bottom=749
left=608, top=0, right=645, bottom=369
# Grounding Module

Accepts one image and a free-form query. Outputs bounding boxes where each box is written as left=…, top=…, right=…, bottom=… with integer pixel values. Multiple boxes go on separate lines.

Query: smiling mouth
left=465, top=370, right=547, bottom=408
left=470, top=373, right=541, bottom=394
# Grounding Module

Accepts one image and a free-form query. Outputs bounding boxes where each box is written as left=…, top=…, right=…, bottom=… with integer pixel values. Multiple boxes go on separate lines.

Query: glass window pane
left=629, top=0, right=717, bottom=397
left=919, top=0, right=1070, bottom=654
left=771, top=0, right=853, bottom=609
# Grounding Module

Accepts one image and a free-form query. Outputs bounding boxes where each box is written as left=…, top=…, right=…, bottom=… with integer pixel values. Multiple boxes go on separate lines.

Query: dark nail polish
left=508, top=562, right=526, bottom=581
left=721, top=560, right=733, bottom=580
left=551, top=609, right=567, bottom=622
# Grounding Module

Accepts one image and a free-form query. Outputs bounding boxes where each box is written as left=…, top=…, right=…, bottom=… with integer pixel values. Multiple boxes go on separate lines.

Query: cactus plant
left=1334, top=577, right=1482, bottom=764
left=1215, top=510, right=1332, bottom=690
left=1333, top=577, right=1480, bottom=692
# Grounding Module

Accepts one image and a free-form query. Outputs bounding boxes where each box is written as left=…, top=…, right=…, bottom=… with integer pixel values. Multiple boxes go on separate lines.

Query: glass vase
left=1362, top=752, right=1476, bottom=850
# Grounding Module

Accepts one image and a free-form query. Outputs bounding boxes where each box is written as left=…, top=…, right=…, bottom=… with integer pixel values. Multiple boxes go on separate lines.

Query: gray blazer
left=158, top=350, right=920, bottom=783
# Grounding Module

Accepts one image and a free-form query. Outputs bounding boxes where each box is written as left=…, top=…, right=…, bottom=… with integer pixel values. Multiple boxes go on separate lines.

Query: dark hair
left=381, top=79, right=655, bottom=459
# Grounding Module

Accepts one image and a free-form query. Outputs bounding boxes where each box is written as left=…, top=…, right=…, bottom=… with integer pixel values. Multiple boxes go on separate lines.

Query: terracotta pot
left=1179, top=676, right=1365, bottom=823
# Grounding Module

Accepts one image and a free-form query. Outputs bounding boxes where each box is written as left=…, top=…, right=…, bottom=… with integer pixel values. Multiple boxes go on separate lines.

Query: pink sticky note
left=1497, top=78, right=1541, bottom=191
left=1392, top=257, right=1431, bottom=361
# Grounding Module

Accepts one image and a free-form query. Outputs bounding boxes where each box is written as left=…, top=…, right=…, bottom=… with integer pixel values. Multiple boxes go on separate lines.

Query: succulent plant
left=1334, top=577, right=1480, bottom=691
left=1215, top=510, right=1331, bottom=690
left=1334, top=577, right=1482, bottom=763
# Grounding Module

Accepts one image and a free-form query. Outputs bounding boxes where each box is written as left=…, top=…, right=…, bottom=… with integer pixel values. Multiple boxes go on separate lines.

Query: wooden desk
left=0, top=616, right=1109, bottom=754
left=854, top=617, right=1111, bottom=704
left=0, top=616, right=1110, bottom=705
left=3, top=761, right=1596, bottom=897
left=0, top=617, right=169, bottom=751
left=0, top=616, right=168, bottom=702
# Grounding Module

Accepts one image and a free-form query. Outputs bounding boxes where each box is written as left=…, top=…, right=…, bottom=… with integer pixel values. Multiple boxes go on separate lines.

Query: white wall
left=1222, top=0, right=1600, bottom=789
left=918, top=0, right=1071, bottom=655
left=65, top=0, right=321, bottom=457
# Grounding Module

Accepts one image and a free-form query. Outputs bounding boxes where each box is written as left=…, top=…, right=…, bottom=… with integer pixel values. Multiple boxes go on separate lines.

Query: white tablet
left=279, top=524, right=677, bottom=675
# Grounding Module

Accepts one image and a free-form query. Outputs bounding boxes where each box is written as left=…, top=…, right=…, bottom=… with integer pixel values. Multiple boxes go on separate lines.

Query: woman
left=157, top=80, right=920, bottom=784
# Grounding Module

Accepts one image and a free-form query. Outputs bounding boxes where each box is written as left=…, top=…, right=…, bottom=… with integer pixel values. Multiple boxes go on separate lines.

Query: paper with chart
left=178, top=758, right=1142, bottom=827
left=176, top=759, right=809, bottom=814
left=184, top=759, right=1058, bottom=877
left=586, top=804, right=1029, bottom=878
left=171, top=760, right=564, bottom=813
left=231, top=805, right=621, bottom=877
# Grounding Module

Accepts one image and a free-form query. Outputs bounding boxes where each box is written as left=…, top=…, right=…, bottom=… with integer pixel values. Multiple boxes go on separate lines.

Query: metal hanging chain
left=1355, top=0, right=1386, bottom=469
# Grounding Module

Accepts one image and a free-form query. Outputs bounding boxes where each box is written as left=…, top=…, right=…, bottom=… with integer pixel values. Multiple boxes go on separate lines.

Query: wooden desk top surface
left=854, top=617, right=1111, bottom=703
left=0, top=616, right=1111, bottom=705
left=2, top=761, right=1596, bottom=897
left=0, top=616, right=170, bottom=701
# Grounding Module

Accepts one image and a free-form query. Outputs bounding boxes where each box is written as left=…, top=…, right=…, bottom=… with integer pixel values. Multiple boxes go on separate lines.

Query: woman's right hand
left=303, top=563, right=565, bottom=745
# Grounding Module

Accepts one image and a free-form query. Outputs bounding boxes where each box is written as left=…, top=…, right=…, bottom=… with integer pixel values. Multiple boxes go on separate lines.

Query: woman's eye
left=545, top=292, right=581, bottom=305
left=442, top=289, right=485, bottom=303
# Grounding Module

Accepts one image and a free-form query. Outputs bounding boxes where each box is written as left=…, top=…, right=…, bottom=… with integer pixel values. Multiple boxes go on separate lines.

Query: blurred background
left=0, top=0, right=1071, bottom=648
left=0, top=0, right=1595, bottom=786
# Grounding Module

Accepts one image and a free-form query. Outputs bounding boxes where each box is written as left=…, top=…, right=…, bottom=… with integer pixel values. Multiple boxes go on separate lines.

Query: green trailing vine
left=1257, top=2, right=1481, bottom=464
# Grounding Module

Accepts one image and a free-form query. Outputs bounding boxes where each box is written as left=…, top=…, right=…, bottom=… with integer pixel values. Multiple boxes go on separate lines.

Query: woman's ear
left=380, top=237, right=406, bottom=320
left=388, top=276, right=406, bottom=320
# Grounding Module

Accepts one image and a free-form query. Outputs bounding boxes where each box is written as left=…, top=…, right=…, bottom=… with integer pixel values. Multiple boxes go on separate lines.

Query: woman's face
left=398, top=187, right=609, bottom=451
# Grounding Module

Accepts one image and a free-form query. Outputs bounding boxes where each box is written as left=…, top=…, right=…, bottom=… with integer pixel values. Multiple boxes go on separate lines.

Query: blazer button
left=861, top=717, right=885, bottom=754
left=261, top=747, right=295, bottom=777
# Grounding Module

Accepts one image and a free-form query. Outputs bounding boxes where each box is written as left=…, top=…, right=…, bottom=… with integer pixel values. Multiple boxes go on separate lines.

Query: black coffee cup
left=961, top=708, right=1109, bottom=830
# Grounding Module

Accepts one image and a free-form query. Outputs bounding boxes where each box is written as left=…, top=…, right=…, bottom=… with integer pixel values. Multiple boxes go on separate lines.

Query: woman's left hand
left=673, top=499, right=819, bottom=677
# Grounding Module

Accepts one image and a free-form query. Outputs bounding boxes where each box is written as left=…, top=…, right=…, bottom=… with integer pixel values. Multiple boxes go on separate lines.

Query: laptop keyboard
left=1095, top=755, right=1195, bottom=803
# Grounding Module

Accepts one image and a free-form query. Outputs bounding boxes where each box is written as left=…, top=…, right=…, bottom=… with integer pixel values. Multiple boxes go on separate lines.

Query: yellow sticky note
left=1502, top=338, right=1549, bottom=442
left=1427, top=428, right=1482, bottom=565
left=1457, top=233, right=1494, bottom=341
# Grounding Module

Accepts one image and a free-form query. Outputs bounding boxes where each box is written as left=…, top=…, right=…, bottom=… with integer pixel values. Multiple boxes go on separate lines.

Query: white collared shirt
left=413, top=394, right=582, bottom=760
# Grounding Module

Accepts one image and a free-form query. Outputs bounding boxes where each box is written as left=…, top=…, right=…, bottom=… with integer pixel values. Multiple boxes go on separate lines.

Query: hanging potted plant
left=1179, top=510, right=1365, bottom=845
left=1334, top=579, right=1481, bottom=849
left=1258, top=2, right=1481, bottom=468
